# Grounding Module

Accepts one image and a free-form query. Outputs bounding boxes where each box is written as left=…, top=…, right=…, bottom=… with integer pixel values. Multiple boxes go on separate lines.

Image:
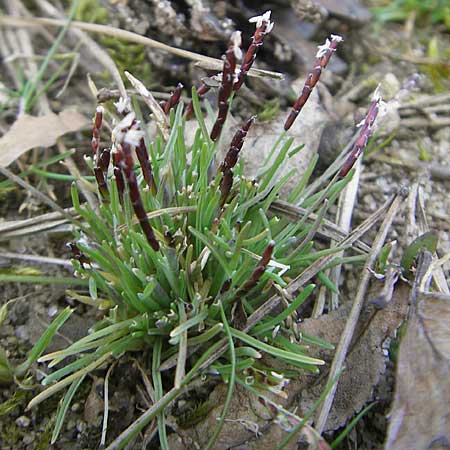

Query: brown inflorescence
left=67, top=242, right=90, bottom=268
left=91, top=106, right=110, bottom=201
left=94, top=163, right=110, bottom=202
left=210, top=31, right=242, bottom=141
left=135, top=137, right=157, bottom=195
left=237, top=240, right=275, bottom=296
left=119, top=140, right=160, bottom=251
left=161, top=83, right=183, bottom=115
left=220, top=115, right=256, bottom=172
left=338, top=89, right=383, bottom=178
left=284, top=34, right=343, bottom=131
left=185, top=82, right=211, bottom=120
left=91, top=105, right=103, bottom=158
left=218, top=116, right=255, bottom=207
left=234, top=11, right=274, bottom=91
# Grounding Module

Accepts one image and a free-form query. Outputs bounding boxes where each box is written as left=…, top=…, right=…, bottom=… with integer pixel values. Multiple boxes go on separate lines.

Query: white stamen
left=372, top=84, right=382, bottom=102
left=249, top=10, right=273, bottom=31
left=316, top=38, right=332, bottom=58
left=331, top=34, right=344, bottom=42
left=232, top=31, right=243, bottom=60
left=114, top=96, right=130, bottom=114
left=112, top=112, right=135, bottom=143
left=124, top=129, right=145, bottom=147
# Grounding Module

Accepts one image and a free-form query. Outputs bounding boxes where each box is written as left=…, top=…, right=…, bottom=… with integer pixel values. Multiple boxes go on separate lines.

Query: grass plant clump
left=16, top=10, right=383, bottom=449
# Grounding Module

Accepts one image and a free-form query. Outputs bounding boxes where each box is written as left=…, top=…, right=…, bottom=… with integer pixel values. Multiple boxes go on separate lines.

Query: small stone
left=22, top=432, right=35, bottom=445
left=76, top=420, right=87, bottom=433
left=47, top=305, right=58, bottom=317
left=71, top=402, right=80, bottom=412
left=16, top=415, right=31, bottom=428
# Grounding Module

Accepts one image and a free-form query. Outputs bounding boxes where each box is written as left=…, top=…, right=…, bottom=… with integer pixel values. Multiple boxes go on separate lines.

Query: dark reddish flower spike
left=112, top=148, right=125, bottom=202
left=210, top=31, right=241, bottom=141
left=338, top=91, right=382, bottom=179
left=284, top=34, right=343, bottom=131
left=238, top=240, right=275, bottom=296
left=162, top=83, right=183, bottom=115
left=91, top=106, right=110, bottom=201
left=91, top=105, right=103, bottom=157
left=218, top=116, right=255, bottom=206
left=120, top=142, right=160, bottom=251
left=234, top=11, right=274, bottom=91
left=67, top=242, right=90, bottom=268
left=219, top=168, right=233, bottom=207
left=94, top=166, right=109, bottom=201
left=185, top=82, right=211, bottom=120
left=135, top=137, right=157, bottom=195
left=221, top=115, right=256, bottom=172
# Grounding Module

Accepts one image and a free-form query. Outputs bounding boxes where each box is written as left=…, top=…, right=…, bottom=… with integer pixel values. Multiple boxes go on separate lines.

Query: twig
left=0, top=208, right=76, bottom=239
left=0, top=165, right=79, bottom=225
left=0, top=251, right=72, bottom=269
left=100, top=361, right=117, bottom=448
left=399, top=92, right=450, bottom=110
left=0, top=15, right=283, bottom=81
left=329, top=159, right=362, bottom=310
left=371, top=154, right=450, bottom=181
left=270, top=200, right=371, bottom=254
left=314, top=193, right=404, bottom=434
left=400, top=116, right=450, bottom=128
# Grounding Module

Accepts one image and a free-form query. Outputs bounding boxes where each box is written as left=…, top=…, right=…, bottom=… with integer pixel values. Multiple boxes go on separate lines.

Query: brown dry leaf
left=0, top=110, right=89, bottom=167
left=291, top=282, right=409, bottom=432
left=385, top=291, right=450, bottom=450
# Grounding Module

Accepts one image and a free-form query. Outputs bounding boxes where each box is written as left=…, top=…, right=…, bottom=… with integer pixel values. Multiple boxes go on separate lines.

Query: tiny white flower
left=249, top=10, right=273, bottom=32
left=96, top=105, right=104, bottom=115
left=372, top=84, right=382, bottom=102
left=357, top=117, right=366, bottom=128
left=114, top=96, right=130, bottom=114
left=232, top=31, right=243, bottom=60
left=112, top=112, right=135, bottom=143
left=124, top=129, right=145, bottom=147
left=331, top=34, right=344, bottom=43
left=316, top=38, right=331, bottom=58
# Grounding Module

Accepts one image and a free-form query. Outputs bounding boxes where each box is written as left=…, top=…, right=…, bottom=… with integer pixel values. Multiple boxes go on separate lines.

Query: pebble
left=22, top=432, right=35, bottom=445
left=15, top=415, right=31, bottom=428
left=76, top=420, right=87, bottom=433
left=47, top=305, right=58, bottom=317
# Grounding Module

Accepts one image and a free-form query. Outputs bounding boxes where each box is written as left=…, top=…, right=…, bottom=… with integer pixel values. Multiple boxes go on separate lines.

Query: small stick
left=0, top=16, right=283, bottom=80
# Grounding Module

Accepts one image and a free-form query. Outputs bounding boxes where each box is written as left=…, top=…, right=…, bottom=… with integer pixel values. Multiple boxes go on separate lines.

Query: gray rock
left=15, top=415, right=31, bottom=428
left=314, top=0, right=371, bottom=23
left=241, top=85, right=329, bottom=194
